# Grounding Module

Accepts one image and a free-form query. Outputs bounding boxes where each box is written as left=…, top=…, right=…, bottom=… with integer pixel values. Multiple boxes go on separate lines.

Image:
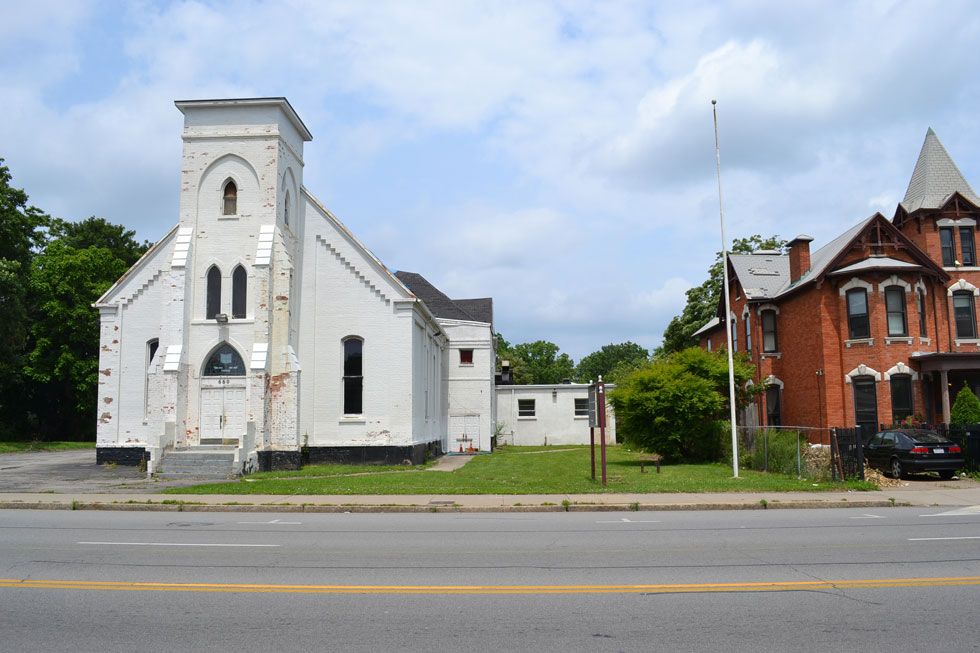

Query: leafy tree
left=0, top=159, right=49, bottom=438
left=950, top=383, right=980, bottom=426
left=575, top=341, right=649, bottom=384
left=495, top=334, right=575, bottom=385
left=25, top=218, right=148, bottom=439
left=658, top=235, right=786, bottom=356
left=609, top=347, right=757, bottom=462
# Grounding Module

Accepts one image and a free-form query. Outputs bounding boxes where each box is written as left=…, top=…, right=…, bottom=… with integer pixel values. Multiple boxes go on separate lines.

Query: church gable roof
left=900, top=128, right=980, bottom=213
left=94, top=225, right=178, bottom=307
left=394, top=271, right=491, bottom=324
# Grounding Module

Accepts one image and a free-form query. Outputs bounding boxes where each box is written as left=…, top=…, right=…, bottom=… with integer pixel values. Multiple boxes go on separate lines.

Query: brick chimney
left=788, top=234, right=814, bottom=282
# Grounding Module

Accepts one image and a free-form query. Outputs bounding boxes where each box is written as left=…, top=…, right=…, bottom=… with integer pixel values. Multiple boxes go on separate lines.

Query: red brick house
left=695, top=129, right=980, bottom=433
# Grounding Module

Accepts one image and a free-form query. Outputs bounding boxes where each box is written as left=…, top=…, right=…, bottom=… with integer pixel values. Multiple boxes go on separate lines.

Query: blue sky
left=3, top=0, right=980, bottom=360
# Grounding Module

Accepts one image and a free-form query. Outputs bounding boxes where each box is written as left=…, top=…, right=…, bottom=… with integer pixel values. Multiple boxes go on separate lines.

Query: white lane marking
left=596, top=518, right=662, bottom=523
left=921, top=506, right=980, bottom=517
left=849, top=514, right=885, bottom=519
left=236, top=519, right=303, bottom=525
left=908, top=536, right=980, bottom=541
left=78, top=541, right=279, bottom=547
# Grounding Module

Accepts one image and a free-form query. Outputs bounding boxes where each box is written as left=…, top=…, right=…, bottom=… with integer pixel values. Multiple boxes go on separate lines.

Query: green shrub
left=748, top=429, right=803, bottom=476
left=950, top=383, right=980, bottom=425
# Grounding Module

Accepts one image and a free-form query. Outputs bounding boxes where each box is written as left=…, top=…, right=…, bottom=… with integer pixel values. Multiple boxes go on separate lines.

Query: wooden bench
left=640, top=453, right=663, bottom=474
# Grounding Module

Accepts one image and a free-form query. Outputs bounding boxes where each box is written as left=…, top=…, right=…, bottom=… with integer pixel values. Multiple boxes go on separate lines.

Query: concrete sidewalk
left=1, top=483, right=979, bottom=513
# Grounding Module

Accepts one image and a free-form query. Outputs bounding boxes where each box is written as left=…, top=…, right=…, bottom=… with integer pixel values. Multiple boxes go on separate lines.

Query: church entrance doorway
left=200, top=343, right=248, bottom=444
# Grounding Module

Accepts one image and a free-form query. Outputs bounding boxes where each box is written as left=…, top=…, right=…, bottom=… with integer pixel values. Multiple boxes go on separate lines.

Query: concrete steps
left=156, top=446, right=238, bottom=479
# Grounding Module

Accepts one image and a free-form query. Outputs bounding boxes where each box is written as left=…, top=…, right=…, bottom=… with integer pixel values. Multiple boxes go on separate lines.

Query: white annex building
left=94, top=98, right=496, bottom=473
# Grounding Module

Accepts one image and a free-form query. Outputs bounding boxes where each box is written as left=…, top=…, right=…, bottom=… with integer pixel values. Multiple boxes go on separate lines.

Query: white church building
left=94, top=98, right=496, bottom=473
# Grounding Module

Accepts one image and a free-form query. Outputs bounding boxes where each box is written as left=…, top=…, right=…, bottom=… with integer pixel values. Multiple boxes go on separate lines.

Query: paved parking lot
left=0, top=450, right=202, bottom=493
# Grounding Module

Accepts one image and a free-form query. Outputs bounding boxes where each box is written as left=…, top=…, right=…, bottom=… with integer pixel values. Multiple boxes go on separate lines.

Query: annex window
left=206, top=265, right=222, bottom=319
left=917, top=288, right=927, bottom=337
left=940, top=227, right=955, bottom=266
left=343, top=338, right=363, bottom=415
left=890, top=374, right=913, bottom=423
left=953, top=291, right=977, bottom=339
left=766, top=386, right=781, bottom=427
left=884, top=286, right=907, bottom=337
left=518, top=399, right=536, bottom=418
left=961, top=227, right=976, bottom=266
left=223, top=180, right=237, bottom=215
left=232, top=265, right=247, bottom=319
left=761, top=309, right=778, bottom=353
left=574, top=397, right=589, bottom=417
left=203, top=343, right=246, bottom=376
left=846, top=288, right=870, bottom=339
left=459, top=349, right=474, bottom=365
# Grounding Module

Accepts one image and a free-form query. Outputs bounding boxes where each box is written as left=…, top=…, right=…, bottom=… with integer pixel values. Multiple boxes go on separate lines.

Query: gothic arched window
left=203, top=343, right=246, bottom=376
left=232, top=265, right=247, bottom=319
left=206, top=265, right=222, bottom=319
left=223, top=180, right=237, bottom=215
left=284, top=190, right=290, bottom=226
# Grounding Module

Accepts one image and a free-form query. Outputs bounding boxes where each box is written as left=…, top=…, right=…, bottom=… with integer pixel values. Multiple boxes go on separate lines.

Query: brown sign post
left=588, top=379, right=607, bottom=486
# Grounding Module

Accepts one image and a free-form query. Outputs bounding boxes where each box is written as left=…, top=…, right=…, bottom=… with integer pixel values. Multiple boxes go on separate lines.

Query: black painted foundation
left=96, top=447, right=149, bottom=466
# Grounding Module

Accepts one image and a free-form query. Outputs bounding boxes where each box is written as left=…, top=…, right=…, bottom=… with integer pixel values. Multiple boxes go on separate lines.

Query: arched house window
left=232, top=265, right=247, bottom=319
left=222, top=180, right=237, bottom=215
left=206, top=265, right=222, bottom=319
left=342, top=337, right=363, bottom=415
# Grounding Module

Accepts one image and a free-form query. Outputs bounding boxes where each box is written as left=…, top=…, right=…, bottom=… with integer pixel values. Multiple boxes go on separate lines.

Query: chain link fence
left=733, top=426, right=863, bottom=481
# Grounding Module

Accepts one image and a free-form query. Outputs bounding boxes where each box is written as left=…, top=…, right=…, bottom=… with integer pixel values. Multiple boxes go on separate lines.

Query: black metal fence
left=829, top=427, right=865, bottom=481
left=935, top=424, right=980, bottom=473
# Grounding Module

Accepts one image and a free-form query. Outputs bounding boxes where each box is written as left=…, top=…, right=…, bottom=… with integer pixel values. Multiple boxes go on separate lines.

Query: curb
left=0, top=499, right=907, bottom=513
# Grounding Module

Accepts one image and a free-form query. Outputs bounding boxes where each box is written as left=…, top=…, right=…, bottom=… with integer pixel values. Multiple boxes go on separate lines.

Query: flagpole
left=712, top=99, right=740, bottom=478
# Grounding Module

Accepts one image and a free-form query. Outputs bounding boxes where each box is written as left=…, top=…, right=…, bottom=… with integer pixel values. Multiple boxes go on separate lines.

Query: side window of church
left=206, top=265, right=222, bottom=319
left=232, top=266, right=247, bottom=319
left=223, top=180, right=237, bottom=215
left=343, top=338, right=363, bottom=415
left=459, top=349, right=474, bottom=365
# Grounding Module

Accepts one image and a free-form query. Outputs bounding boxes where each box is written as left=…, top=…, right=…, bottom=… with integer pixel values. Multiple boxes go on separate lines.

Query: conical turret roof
left=901, top=128, right=979, bottom=213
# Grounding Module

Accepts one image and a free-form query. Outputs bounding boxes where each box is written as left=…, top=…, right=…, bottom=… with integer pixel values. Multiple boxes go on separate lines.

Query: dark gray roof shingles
left=394, top=271, right=493, bottom=324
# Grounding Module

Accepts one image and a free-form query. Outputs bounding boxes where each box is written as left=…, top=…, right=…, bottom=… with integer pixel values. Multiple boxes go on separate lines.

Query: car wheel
left=890, top=458, right=904, bottom=479
left=938, top=470, right=955, bottom=480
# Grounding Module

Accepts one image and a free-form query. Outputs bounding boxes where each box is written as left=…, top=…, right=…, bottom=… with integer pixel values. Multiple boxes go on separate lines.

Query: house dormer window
left=223, top=180, right=237, bottom=215
left=884, top=286, right=907, bottom=337
left=960, top=226, right=976, bottom=266
left=846, top=288, right=870, bottom=339
left=940, top=227, right=955, bottom=266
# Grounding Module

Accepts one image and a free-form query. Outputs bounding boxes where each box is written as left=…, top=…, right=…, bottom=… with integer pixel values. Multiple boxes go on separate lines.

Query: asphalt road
left=1, top=506, right=979, bottom=652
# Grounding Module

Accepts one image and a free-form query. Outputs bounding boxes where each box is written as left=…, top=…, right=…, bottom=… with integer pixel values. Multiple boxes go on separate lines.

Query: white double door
left=200, top=380, right=246, bottom=442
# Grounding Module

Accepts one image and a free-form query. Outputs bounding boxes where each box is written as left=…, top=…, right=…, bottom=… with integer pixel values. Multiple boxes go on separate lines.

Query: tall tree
left=495, top=334, right=575, bottom=385
left=575, top=341, right=649, bottom=384
left=25, top=217, right=148, bottom=439
left=0, top=159, right=49, bottom=438
left=658, top=235, right=786, bottom=356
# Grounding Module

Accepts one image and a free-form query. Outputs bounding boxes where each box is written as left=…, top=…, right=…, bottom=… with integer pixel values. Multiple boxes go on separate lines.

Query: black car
left=865, top=429, right=965, bottom=479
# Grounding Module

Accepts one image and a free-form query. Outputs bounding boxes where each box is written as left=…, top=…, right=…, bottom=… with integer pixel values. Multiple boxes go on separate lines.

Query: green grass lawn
left=0, top=441, right=95, bottom=454
left=168, top=445, right=876, bottom=495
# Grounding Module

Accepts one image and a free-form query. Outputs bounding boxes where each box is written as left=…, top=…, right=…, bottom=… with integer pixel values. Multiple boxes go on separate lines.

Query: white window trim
left=755, top=303, right=779, bottom=316
left=948, top=278, right=980, bottom=296
left=839, top=278, right=873, bottom=296
left=844, top=364, right=881, bottom=384
left=937, top=217, right=977, bottom=227
left=764, top=375, right=784, bottom=388
left=878, top=275, right=912, bottom=293
left=844, top=337, right=875, bottom=348
left=883, top=363, right=918, bottom=381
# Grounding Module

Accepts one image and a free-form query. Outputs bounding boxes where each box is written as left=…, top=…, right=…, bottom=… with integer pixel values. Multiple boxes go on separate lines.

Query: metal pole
left=712, top=99, right=740, bottom=478
left=598, top=377, right=607, bottom=486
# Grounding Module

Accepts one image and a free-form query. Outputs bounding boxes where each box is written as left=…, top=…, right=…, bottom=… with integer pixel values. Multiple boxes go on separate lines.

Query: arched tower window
left=203, top=343, right=246, bottom=376
left=206, top=265, right=222, bottom=319
left=145, top=338, right=159, bottom=416
left=343, top=337, right=363, bottom=415
left=232, top=265, right=247, bottom=319
left=223, top=180, right=237, bottom=215
left=284, top=190, right=290, bottom=226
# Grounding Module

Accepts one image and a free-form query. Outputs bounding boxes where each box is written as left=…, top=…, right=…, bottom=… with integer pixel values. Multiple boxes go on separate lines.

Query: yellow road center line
left=1, top=577, right=979, bottom=595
